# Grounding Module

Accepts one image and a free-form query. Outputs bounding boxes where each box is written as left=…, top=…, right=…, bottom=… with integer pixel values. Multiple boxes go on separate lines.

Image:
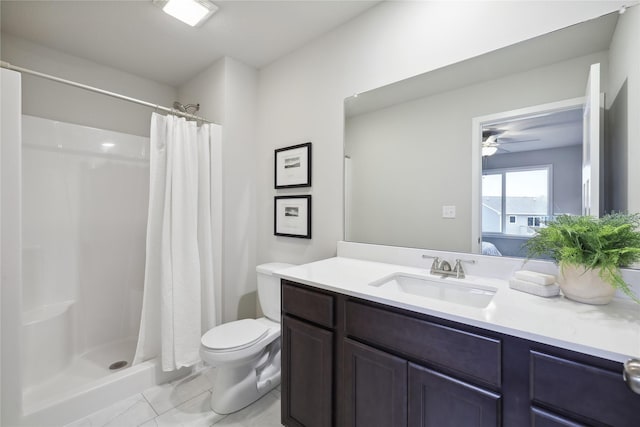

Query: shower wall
left=1, top=67, right=23, bottom=427
left=21, top=115, right=150, bottom=390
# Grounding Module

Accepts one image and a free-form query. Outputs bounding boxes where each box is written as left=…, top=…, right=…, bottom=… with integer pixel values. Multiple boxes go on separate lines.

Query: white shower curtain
left=133, top=113, right=222, bottom=371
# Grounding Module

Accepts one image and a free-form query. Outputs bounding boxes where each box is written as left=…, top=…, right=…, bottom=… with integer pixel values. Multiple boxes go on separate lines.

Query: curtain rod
left=0, top=60, right=216, bottom=125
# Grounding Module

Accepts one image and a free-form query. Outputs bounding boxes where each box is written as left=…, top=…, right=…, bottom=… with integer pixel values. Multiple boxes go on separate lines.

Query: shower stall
left=1, top=67, right=217, bottom=426
left=20, top=114, right=171, bottom=421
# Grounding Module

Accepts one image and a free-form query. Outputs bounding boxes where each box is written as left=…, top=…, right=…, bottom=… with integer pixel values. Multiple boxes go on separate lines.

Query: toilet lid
left=201, top=319, right=269, bottom=351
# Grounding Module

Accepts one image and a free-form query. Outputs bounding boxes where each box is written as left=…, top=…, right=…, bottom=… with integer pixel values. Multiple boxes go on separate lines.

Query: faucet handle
left=422, top=254, right=440, bottom=273
left=453, top=258, right=476, bottom=278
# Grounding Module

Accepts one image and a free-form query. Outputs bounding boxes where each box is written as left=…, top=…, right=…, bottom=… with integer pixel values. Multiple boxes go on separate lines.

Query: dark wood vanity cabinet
left=341, top=337, right=502, bottom=427
left=281, top=280, right=640, bottom=427
left=281, top=282, right=336, bottom=427
left=343, top=299, right=502, bottom=427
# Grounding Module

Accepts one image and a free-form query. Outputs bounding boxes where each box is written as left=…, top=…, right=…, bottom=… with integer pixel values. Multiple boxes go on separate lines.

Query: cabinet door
left=408, top=363, right=501, bottom=427
left=343, top=338, right=407, bottom=427
left=282, top=315, right=333, bottom=427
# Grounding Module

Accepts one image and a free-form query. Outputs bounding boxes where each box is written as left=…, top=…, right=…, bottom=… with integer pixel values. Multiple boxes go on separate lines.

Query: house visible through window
left=482, top=166, right=551, bottom=236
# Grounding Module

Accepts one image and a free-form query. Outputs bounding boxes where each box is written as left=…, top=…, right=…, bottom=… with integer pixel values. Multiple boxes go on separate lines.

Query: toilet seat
left=201, top=319, right=269, bottom=352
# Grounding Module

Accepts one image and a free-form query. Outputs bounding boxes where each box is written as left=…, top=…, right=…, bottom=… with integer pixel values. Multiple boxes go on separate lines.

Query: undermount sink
left=369, top=273, right=497, bottom=308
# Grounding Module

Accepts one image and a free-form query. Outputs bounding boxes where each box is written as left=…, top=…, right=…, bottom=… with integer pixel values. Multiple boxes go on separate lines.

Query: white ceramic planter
left=558, top=264, right=616, bottom=305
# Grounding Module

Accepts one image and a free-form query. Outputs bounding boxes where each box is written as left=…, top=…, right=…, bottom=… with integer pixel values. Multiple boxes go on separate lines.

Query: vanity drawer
left=530, top=407, right=586, bottom=427
left=530, top=351, right=640, bottom=427
left=282, top=281, right=335, bottom=329
left=345, top=300, right=501, bottom=388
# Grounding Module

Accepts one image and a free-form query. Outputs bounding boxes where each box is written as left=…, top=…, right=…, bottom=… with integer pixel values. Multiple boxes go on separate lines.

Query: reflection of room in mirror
left=344, top=7, right=638, bottom=264
left=480, top=103, right=583, bottom=257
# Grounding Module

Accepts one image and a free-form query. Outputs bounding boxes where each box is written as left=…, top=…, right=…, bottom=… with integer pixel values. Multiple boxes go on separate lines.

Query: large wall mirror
left=344, top=7, right=638, bottom=263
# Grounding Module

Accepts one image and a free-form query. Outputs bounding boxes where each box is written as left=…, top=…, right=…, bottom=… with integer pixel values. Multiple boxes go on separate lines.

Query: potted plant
left=525, top=213, right=640, bottom=305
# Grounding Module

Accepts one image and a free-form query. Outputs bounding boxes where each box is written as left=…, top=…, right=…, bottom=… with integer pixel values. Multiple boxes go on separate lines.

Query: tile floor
left=64, top=367, right=282, bottom=427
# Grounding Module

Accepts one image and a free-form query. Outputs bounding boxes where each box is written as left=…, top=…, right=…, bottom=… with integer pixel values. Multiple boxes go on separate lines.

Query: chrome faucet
left=422, top=255, right=476, bottom=279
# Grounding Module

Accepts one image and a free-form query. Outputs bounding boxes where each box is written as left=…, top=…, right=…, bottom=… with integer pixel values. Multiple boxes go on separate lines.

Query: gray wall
left=256, top=1, right=626, bottom=266
left=179, top=57, right=260, bottom=323
left=0, top=33, right=177, bottom=137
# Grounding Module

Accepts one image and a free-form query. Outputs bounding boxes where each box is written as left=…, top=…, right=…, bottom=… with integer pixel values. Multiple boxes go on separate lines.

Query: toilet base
left=210, top=340, right=281, bottom=414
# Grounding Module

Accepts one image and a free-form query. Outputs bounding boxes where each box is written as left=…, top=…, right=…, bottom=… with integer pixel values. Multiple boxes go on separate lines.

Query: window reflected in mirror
left=482, top=167, right=550, bottom=237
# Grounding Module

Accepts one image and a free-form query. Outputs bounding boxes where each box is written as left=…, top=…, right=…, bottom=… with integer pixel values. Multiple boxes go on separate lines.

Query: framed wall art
left=274, top=142, right=312, bottom=188
left=274, top=195, right=311, bottom=239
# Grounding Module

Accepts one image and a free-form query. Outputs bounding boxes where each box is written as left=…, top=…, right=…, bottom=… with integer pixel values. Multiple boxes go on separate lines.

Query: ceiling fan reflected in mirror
left=482, top=134, right=500, bottom=156
left=481, top=129, right=540, bottom=157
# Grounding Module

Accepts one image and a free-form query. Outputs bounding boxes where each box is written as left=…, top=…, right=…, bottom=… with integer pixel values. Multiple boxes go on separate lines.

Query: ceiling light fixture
left=482, top=134, right=498, bottom=156
left=158, top=0, right=218, bottom=27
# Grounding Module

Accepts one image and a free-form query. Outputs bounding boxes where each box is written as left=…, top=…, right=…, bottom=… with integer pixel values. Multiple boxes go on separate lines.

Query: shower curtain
left=133, top=113, right=221, bottom=371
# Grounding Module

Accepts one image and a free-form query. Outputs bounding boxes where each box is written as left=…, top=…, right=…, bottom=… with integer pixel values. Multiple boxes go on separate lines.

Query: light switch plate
left=442, top=205, right=456, bottom=219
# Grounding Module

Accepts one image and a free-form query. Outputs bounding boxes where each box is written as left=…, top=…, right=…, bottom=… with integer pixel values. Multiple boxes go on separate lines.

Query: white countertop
left=276, top=256, right=640, bottom=363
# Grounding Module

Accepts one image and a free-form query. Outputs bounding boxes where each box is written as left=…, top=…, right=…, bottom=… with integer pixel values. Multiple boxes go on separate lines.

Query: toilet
left=200, top=262, right=293, bottom=414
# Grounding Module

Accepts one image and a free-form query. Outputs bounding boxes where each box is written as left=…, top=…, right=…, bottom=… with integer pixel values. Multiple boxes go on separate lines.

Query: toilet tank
left=256, top=263, right=295, bottom=322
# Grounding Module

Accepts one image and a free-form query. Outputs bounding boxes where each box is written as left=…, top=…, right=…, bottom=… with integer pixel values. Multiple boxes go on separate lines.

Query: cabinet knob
left=623, top=359, right=640, bottom=395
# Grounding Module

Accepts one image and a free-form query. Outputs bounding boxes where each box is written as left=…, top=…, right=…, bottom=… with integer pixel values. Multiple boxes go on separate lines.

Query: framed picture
left=275, top=142, right=312, bottom=188
left=274, top=195, right=311, bottom=239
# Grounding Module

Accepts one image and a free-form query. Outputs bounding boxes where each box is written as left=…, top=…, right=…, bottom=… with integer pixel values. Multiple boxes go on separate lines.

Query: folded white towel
left=514, top=270, right=556, bottom=286
left=509, top=278, right=560, bottom=297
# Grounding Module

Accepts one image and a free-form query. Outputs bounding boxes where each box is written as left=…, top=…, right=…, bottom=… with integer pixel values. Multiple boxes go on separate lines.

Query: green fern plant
left=525, top=213, right=640, bottom=303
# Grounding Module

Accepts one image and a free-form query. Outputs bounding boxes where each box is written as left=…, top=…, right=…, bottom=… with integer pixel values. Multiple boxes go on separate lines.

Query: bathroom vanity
left=278, top=254, right=640, bottom=427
